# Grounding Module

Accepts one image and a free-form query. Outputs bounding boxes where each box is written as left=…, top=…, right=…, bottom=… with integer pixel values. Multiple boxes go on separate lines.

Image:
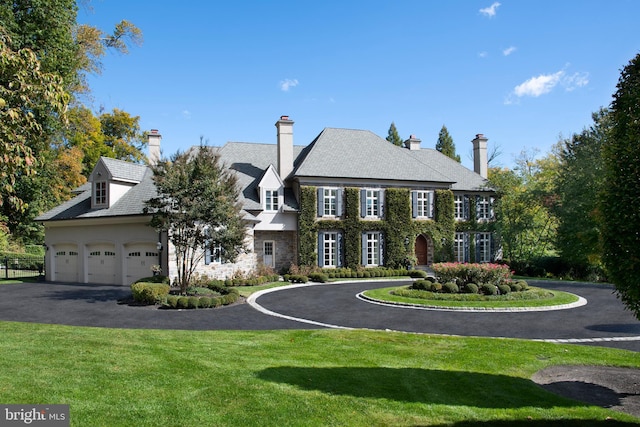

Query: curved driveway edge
left=250, top=279, right=640, bottom=352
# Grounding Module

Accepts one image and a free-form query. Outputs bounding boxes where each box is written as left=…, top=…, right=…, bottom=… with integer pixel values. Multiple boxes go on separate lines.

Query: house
left=37, top=117, right=496, bottom=285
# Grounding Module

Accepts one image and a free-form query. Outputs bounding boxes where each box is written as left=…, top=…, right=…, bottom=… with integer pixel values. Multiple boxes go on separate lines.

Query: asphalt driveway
left=1, top=279, right=639, bottom=352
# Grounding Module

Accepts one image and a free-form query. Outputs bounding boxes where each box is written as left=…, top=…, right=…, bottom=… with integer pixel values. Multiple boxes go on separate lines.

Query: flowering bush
left=432, top=263, right=512, bottom=287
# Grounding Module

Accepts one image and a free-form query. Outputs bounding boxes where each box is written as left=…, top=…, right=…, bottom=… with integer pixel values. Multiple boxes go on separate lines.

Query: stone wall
left=254, top=230, right=298, bottom=273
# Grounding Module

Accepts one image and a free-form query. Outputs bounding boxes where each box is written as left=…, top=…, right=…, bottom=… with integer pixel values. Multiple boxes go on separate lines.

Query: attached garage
left=53, top=244, right=79, bottom=282
left=87, top=243, right=117, bottom=284
left=125, top=243, right=160, bottom=284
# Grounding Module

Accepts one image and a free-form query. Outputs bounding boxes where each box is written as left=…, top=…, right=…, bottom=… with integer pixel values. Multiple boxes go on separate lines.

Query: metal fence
left=1, top=256, right=45, bottom=280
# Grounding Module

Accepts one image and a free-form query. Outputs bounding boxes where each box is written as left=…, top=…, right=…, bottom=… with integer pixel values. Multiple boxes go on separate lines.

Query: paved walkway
left=1, top=279, right=639, bottom=352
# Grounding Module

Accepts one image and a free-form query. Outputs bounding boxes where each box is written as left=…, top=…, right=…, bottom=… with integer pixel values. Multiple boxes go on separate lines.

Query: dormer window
left=265, top=189, right=279, bottom=211
left=94, top=181, right=107, bottom=206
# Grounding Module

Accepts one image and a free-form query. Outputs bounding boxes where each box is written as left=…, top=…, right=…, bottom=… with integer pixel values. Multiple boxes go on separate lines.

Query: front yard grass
left=363, top=285, right=580, bottom=309
left=0, top=321, right=638, bottom=426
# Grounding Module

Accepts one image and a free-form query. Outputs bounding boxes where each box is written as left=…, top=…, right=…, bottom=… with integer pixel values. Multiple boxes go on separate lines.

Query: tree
left=555, top=109, right=610, bottom=278
left=435, top=125, right=461, bottom=162
left=601, top=53, right=640, bottom=317
left=0, top=30, right=69, bottom=212
left=386, top=122, right=403, bottom=146
left=145, top=146, right=247, bottom=292
left=489, top=148, right=558, bottom=265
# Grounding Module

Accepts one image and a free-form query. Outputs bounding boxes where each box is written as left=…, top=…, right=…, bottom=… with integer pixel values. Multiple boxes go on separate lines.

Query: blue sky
left=79, top=1, right=640, bottom=170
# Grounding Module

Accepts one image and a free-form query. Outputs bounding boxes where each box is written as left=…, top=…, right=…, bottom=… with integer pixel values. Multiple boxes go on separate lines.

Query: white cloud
left=506, top=68, right=590, bottom=104
left=564, top=72, right=589, bottom=91
left=480, top=2, right=501, bottom=17
left=182, top=110, right=191, bottom=120
left=514, top=71, right=565, bottom=98
left=503, top=46, right=517, bottom=56
left=279, top=78, right=299, bottom=92
left=478, top=51, right=489, bottom=58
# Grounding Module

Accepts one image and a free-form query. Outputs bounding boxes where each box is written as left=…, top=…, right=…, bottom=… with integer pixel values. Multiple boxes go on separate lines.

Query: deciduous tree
left=145, top=146, right=247, bottom=292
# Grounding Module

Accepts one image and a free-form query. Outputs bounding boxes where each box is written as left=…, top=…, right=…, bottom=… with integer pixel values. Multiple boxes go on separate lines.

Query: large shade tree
left=601, top=53, right=640, bottom=318
left=145, top=146, right=247, bottom=292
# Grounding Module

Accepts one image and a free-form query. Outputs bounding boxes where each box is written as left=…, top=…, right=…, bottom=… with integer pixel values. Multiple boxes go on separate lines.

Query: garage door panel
left=87, top=244, right=116, bottom=284
left=125, top=244, right=159, bottom=285
left=54, top=244, right=78, bottom=282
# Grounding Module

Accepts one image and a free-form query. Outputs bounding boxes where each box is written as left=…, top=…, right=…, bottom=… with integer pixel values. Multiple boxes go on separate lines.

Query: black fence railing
left=1, top=256, right=45, bottom=280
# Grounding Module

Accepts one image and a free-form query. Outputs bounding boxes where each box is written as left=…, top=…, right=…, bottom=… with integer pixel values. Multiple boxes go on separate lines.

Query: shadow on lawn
left=257, top=366, right=622, bottom=410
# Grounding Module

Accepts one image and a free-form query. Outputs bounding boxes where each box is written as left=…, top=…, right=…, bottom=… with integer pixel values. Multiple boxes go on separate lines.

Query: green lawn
left=0, top=321, right=638, bottom=426
left=363, top=285, right=580, bottom=309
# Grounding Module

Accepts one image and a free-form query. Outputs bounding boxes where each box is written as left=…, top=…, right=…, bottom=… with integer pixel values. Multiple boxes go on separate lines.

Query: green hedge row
left=412, top=279, right=529, bottom=295
left=131, top=282, right=171, bottom=305
left=163, top=289, right=240, bottom=309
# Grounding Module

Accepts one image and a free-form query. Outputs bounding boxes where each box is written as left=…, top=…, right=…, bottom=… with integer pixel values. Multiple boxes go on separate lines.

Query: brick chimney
left=275, top=115, right=294, bottom=180
left=471, top=134, right=488, bottom=178
left=148, top=129, right=161, bottom=166
left=404, top=134, right=421, bottom=151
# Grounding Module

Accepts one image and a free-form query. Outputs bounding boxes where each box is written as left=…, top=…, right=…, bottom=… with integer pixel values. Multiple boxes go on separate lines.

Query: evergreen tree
left=601, top=53, right=640, bottom=318
left=386, top=122, right=403, bottom=146
left=435, top=125, right=461, bottom=162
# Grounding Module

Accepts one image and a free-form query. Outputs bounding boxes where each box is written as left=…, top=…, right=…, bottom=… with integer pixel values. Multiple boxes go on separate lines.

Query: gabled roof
left=292, top=128, right=456, bottom=184
left=36, top=168, right=157, bottom=222
left=99, top=157, right=148, bottom=183
left=217, top=142, right=304, bottom=211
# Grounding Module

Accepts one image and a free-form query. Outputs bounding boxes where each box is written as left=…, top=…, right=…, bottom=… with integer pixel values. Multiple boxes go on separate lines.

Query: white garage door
left=87, top=244, right=116, bottom=284
left=125, top=243, right=159, bottom=284
left=53, top=244, right=78, bottom=282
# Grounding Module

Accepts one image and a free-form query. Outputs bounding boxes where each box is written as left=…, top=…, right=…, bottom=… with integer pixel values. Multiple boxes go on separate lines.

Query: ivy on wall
left=298, top=186, right=470, bottom=268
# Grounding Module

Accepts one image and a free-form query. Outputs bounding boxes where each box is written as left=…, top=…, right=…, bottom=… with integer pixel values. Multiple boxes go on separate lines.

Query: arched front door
left=415, top=235, right=429, bottom=266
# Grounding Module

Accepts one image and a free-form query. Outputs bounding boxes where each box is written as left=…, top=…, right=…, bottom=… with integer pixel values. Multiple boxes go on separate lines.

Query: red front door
left=415, top=235, right=428, bottom=266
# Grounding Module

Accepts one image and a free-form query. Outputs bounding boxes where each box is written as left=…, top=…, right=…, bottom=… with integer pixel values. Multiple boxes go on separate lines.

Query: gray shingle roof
left=100, top=157, right=147, bottom=182
left=36, top=163, right=156, bottom=222
left=217, top=142, right=304, bottom=211
left=406, top=148, right=491, bottom=191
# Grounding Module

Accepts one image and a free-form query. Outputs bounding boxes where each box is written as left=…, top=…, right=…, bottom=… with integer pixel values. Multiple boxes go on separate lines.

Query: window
left=264, top=189, right=279, bottom=211
left=476, top=232, right=491, bottom=263
left=476, top=196, right=492, bottom=221
left=360, top=189, right=383, bottom=218
left=412, top=190, right=434, bottom=219
left=94, top=181, right=107, bottom=205
left=318, top=231, right=343, bottom=267
left=454, top=232, right=469, bottom=262
left=205, top=242, right=223, bottom=265
left=362, top=231, right=384, bottom=267
left=454, top=195, right=469, bottom=221
left=317, top=188, right=343, bottom=217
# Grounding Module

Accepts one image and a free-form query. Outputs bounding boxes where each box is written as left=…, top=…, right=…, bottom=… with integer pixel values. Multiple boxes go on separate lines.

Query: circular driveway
left=1, top=279, right=640, bottom=352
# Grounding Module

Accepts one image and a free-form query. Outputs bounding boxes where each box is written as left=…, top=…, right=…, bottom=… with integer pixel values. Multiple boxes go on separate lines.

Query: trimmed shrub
left=165, top=295, right=179, bottom=308
left=411, top=280, right=430, bottom=291
left=463, top=283, right=479, bottom=294
left=517, top=280, right=530, bottom=291
left=212, top=297, right=223, bottom=307
left=497, top=284, right=511, bottom=295
left=432, top=263, right=512, bottom=287
left=131, top=282, right=170, bottom=305
left=134, top=275, right=170, bottom=284
left=288, top=275, right=308, bottom=283
left=428, top=282, right=443, bottom=292
left=187, top=296, right=199, bottom=309
left=408, top=270, right=428, bottom=279
left=509, top=282, right=523, bottom=292
left=442, top=282, right=459, bottom=294
left=177, top=297, right=189, bottom=309
left=199, top=297, right=212, bottom=308
left=309, top=273, right=329, bottom=283
left=479, top=283, right=498, bottom=296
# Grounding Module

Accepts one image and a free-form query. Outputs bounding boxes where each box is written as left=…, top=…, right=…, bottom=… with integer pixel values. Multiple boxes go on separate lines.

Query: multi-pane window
left=263, top=241, right=275, bottom=267
left=265, top=189, right=279, bottom=211
left=477, top=232, right=491, bottom=263
left=363, top=232, right=383, bottom=266
left=323, top=232, right=338, bottom=267
left=454, top=232, right=467, bottom=262
left=454, top=195, right=465, bottom=220
left=94, top=181, right=107, bottom=205
left=477, top=196, right=491, bottom=221
left=412, top=191, right=434, bottom=218
left=205, top=242, right=223, bottom=265
left=366, top=190, right=379, bottom=217
left=324, top=188, right=336, bottom=216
